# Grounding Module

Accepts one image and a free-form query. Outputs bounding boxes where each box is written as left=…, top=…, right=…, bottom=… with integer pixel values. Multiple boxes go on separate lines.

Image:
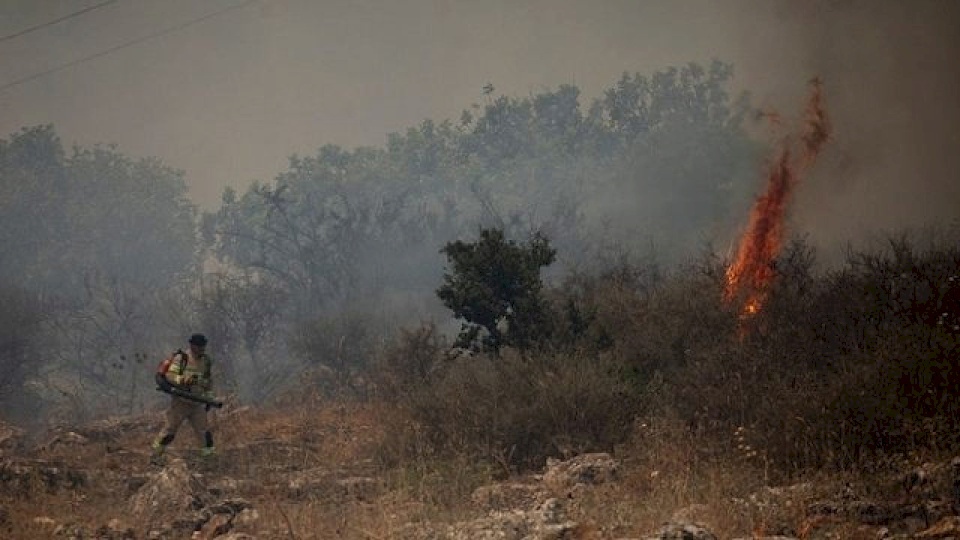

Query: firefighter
left=151, top=333, right=216, bottom=464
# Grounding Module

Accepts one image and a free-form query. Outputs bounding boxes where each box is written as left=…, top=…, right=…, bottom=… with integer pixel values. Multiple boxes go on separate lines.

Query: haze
left=2, top=0, right=958, bottom=250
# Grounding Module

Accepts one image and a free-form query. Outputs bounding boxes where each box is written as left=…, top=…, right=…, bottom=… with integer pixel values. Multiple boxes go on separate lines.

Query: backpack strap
left=203, top=354, right=212, bottom=381
left=173, top=349, right=188, bottom=372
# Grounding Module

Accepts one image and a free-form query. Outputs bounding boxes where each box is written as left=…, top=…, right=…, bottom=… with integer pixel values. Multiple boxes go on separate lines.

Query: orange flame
left=724, top=79, right=830, bottom=334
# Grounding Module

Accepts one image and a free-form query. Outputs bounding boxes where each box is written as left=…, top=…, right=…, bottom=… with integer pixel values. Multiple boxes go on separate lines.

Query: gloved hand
left=179, top=374, right=198, bottom=387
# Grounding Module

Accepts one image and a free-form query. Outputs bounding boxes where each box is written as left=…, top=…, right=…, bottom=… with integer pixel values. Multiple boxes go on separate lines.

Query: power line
left=0, top=0, right=258, bottom=92
left=0, top=0, right=120, bottom=44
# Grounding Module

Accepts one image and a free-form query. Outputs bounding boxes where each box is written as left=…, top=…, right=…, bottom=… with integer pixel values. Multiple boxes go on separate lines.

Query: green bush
left=437, top=228, right=556, bottom=353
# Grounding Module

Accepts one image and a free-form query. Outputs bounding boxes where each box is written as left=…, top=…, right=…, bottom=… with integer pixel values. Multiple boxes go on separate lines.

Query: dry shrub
left=593, top=254, right=735, bottom=384
left=637, top=233, right=959, bottom=475
left=376, top=230, right=959, bottom=486
left=545, top=258, right=662, bottom=352
left=822, top=324, right=960, bottom=462
left=378, top=346, right=644, bottom=473
left=369, top=323, right=450, bottom=403
left=290, top=311, right=382, bottom=398
left=752, top=233, right=960, bottom=469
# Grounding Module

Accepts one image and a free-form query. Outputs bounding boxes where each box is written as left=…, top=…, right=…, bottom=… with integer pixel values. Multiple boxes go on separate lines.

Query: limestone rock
left=543, top=452, right=618, bottom=492
left=126, top=458, right=205, bottom=529
left=640, top=522, right=718, bottom=540
left=472, top=482, right=548, bottom=512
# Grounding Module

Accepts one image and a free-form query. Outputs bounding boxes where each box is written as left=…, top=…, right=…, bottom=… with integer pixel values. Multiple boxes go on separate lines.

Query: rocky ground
left=2, top=403, right=960, bottom=539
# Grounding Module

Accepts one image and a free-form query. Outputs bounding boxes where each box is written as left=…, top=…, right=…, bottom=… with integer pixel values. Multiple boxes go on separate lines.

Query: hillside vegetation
left=2, top=231, right=959, bottom=539
left=2, top=60, right=959, bottom=538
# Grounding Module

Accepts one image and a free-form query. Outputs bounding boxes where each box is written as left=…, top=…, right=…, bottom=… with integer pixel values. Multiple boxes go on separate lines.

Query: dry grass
left=4, top=391, right=955, bottom=539
left=0, top=399, right=500, bottom=539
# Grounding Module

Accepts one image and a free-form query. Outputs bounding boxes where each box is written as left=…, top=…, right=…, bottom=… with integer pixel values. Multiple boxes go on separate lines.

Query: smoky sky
left=730, top=0, right=960, bottom=254
left=2, top=0, right=958, bottom=252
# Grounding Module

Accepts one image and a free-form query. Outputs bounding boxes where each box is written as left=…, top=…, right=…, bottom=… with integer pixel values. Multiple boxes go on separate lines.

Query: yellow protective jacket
left=163, top=350, right=213, bottom=395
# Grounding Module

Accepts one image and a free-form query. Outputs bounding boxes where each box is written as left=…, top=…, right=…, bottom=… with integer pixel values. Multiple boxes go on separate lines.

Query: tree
left=0, top=125, right=197, bottom=295
left=0, top=125, right=199, bottom=419
left=208, top=145, right=421, bottom=314
left=0, top=125, right=69, bottom=293
left=437, top=228, right=556, bottom=353
left=196, top=272, right=290, bottom=401
left=588, top=61, right=760, bottom=262
left=64, top=144, right=197, bottom=289
left=0, top=286, right=44, bottom=418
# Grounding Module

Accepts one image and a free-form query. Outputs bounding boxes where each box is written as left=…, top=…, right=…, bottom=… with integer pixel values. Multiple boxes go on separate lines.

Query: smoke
left=2, top=0, right=956, bottom=251
left=725, top=0, right=960, bottom=258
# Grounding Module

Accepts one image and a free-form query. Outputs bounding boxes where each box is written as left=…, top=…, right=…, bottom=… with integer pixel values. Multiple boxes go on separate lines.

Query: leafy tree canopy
left=0, top=125, right=197, bottom=296
left=437, top=228, right=556, bottom=352
left=206, top=60, right=757, bottom=319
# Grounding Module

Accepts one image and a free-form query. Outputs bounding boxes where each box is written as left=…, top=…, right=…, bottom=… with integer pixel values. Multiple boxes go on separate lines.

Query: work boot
left=149, top=442, right=165, bottom=466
